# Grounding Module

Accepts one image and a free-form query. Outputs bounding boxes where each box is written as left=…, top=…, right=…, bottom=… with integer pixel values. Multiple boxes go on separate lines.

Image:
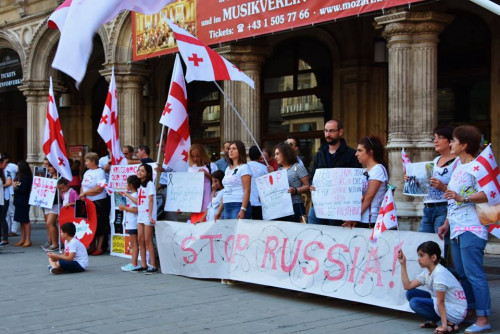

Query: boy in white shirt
left=47, top=223, right=88, bottom=275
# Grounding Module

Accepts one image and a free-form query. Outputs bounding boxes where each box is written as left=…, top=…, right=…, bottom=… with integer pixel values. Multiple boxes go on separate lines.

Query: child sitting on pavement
left=47, top=223, right=88, bottom=275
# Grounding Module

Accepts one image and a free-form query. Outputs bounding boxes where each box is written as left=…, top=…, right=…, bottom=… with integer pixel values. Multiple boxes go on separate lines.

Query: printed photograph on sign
left=403, top=162, right=433, bottom=197
left=34, top=166, right=47, bottom=178
left=133, top=0, right=197, bottom=60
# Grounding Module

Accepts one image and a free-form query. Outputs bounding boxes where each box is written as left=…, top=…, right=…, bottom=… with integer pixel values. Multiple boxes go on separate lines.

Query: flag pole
left=213, top=81, right=269, bottom=167
left=56, top=170, right=61, bottom=253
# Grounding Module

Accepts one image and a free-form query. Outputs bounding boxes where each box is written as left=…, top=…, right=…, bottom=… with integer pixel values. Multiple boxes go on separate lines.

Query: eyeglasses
left=432, top=136, right=447, bottom=142
left=324, top=129, right=340, bottom=134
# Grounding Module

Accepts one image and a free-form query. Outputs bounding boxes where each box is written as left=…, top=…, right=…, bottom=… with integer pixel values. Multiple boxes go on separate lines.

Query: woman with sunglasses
left=344, top=136, right=388, bottom=228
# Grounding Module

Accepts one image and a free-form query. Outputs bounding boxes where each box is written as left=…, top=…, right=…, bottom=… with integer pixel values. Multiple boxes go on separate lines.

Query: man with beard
left=309, top=119, right=361, bottom=225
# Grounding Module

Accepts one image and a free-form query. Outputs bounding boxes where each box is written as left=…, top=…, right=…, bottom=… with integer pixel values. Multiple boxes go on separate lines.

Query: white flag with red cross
left=43, top=77, right=73, bottom=181
left=401, top=148, right=411, bottom=175
left=159, top=54, right=189, bottom=140
left=97, top=67, right=127, bottom=166
left=162, top=16, right=254, bottom=89
left=371, top=189, right=398, bottom=242
left=48, top=0, right=175, bottom=85
left=164, top=129, right=190, bottom=172
left=466, top=144, right=500, bottom=206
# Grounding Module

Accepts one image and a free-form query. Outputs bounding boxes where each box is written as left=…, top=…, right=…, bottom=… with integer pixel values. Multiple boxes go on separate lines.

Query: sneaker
left=44, top=245, right=59, bottom=252
left=225, top=280, right=241, bottom=286
left=121, top=263, right=141, bottom=272
left=131, top=266, right=147, bottom=272
left=221, top=279, right=227, bottom=284
left=50, top=267, right=63, bottom=275
left=47, top=265, right=52, bottom=272
left=41, top=242, right=50, bottom=248
left=145, top=266, right=158, bottom=274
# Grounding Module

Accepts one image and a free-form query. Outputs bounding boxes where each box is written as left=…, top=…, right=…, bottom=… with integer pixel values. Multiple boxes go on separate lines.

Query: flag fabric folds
left=371, top=189, right=398, bottom=242
left=48, top=0, right=175, bottom=85
left=162, top=16, right=255, bottom=89
left=466, top=144, right=500, bottom=206
left=97, top=67, right=127, bottom=166
left=401, top=148, right=411, bottom=175
left=43, top=77, right=73, bottom=181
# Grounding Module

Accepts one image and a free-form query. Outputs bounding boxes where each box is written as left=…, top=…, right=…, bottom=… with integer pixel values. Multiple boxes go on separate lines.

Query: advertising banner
left=133, top=0, right=424, bottom=60
left=156, top=219, right=443, bottom=312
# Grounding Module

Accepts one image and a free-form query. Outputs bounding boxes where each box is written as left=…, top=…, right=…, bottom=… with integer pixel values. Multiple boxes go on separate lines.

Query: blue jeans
left=308, top=206, right=342, bottom=226
left=450, top=232, right=491, bottom=316
left=223, top=202, right=251, bottom=219
left=406, top=289, right=440, bottom=322
left=420, top=204, right=449, bottom=256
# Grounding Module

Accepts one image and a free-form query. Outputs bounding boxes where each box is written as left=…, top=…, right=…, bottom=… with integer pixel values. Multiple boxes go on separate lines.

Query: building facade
left=0, top=0, right=499, bottom=249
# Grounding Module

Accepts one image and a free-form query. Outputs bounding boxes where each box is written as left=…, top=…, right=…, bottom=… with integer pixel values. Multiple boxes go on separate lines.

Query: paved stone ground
left=1, top=225, right=499, bottom=334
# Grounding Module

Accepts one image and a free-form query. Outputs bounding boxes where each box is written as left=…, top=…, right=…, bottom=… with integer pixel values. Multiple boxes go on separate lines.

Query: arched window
left=262, top=39, right=332, bottom=168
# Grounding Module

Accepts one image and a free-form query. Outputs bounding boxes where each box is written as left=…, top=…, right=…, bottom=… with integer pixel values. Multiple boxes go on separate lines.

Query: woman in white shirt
left=344, top=136, right=388, bottom=228
left=80, top=152, right=110, bottom=256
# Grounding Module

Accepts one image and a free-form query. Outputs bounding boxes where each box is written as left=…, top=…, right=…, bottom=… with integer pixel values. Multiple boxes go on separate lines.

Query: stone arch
left=0, top=29, right=25, bottom=69
left=109, top=11, right=133, bottom=63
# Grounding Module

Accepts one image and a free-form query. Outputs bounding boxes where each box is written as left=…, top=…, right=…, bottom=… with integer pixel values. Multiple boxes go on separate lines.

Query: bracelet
left=240, top=206, right=247, bottom=212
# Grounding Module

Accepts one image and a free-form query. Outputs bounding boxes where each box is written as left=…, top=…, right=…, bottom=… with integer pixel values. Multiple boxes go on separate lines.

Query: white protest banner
left=156, top=220, right=443, bottom=312
left=108, top=163, right=157, bottom=258
left=256, top=170, right=294, bottom=220
left=311, top=168, right=364, bottom=221
left=403, top=162, right=433, bottom=197
left=28, top=176, right=57, bottom=209
left=164, top=172, right=204, bottom=212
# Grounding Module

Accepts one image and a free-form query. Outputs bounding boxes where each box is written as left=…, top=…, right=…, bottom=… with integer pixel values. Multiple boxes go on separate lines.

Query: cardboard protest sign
left=28, top=176, right=57, bottom=209
left=311, top=168, right=364, bottom=221
left=403, top=162, right=433, bottom=197
left=59, top=199, right=97, bottom=248
left=164, top=172, right=204, bottom=213
left=156, top=219, right=442, bottom=312
left=256, top=171, right=294, bottom=220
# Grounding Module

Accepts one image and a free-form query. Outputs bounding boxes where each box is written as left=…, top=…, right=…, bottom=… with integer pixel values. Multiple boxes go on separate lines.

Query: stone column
left=100, top=63, right=148, bottom=150
left=217, top=45, right=267, bottom=148
left=375, top=11, right=452, bottom=219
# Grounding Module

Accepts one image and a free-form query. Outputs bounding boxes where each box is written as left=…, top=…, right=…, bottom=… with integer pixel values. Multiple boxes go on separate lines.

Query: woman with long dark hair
left=0, top=157, right=6, bottom=245
left=344, top=135, right=388, bottom=228
left=13, top=160, right=33, bottom=247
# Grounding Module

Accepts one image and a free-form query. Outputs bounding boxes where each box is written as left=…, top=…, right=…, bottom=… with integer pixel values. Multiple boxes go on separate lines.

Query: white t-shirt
left=5, top=162, right=17, bottom=196
left=222, top=164, right=252, bottom=203
left=206, top=190, right=223, bottom=222
left=0, top=177, right=4, bottom=206
left=415, top=263, right=467, bottom=324
left=137, top=181, right=157, bottom=223
left=248, top=161, right=268, bottom=206
left=360, top=164, right=388, bottom=223
left=98, top=155, right=110, bottom=182
left=81, top=168, right=107, bottom=201
left=447, top=161, right=488, bottom=240
left=124, top=192, right=138, bottom=230
left=425, top=156, right=459, bottom=203
left=64, top=237, right=89, bottom=269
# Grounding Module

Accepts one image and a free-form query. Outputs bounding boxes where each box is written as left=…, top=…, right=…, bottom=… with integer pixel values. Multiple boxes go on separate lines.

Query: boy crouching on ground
left=47, top=223, right=88, bottom=275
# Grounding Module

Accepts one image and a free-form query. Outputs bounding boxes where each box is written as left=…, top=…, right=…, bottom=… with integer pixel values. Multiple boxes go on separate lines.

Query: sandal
left=421, top=321, right=438, bottom=329
left=447, top=322, right=459, bottom=333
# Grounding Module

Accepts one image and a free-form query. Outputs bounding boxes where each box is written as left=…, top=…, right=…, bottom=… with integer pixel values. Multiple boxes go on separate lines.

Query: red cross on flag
left=43, top=77, right=72, bottom=181
left=466, top=144, right=500, bottom=206
left=159, top=54, right=189, bottom=140
left=48, top=0, right=175, bottom=85
left=163, top=16, right=255, bottom=89
left=164, top=129, right=191, bottom=172
left=371, top=189, right=398, bottom=242
left=97, top=67, right=127, bottom=166
left=401, top=148, right=411, bottom=175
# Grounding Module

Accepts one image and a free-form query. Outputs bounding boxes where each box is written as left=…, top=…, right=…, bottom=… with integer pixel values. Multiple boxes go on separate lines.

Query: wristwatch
left=463, top=196, right=470, bottom=204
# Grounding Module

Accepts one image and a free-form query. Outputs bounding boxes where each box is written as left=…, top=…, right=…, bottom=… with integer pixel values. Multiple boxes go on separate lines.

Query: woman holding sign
left=216, top=140, right=252, bottom=220
left=274, top=143, right=309, bottom=223
left=188, top=144, right=214, bottom=224
left=344, top=136, right=388, bottom=228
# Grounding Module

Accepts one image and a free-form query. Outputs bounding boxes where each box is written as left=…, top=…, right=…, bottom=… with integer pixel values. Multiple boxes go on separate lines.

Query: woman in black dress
left=13, top=161, right=33, bottom=247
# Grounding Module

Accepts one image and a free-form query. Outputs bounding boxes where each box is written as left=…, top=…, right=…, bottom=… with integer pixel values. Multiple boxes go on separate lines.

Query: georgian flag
left=97, top=67, right=127, bottom=166
left=466, top=144, right=500, bottom=205
left=43, top=77, right=72, bottom=181
left=48, top=0, right=175, bottom=85
left=371, top=189, right=398, bottom=242
left=401, top=148, right=411, bottom=175
left=164, top=129, right=190, bottom=172
left=162, top=15, right=255, bottom=89
left=159, top=54, right=189, bottom=141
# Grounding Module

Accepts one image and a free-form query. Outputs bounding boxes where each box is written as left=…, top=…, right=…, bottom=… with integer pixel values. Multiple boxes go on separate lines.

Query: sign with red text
left=256, top=170, right=294, bottom=220
left=28, top=176, right=57, bottom=209
left=133, top=0, right=424, bottom=60
left=311, top=168, right=364, bottom=221
left=156, top=219, right=442, bottom=312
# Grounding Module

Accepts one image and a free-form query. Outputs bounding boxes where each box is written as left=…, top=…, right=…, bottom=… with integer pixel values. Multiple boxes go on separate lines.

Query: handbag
left=476, top=202, right=500, bottom=225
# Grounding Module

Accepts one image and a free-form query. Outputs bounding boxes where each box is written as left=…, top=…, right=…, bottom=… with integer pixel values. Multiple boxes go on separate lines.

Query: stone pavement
left=0, top=225, right=499, bottom=334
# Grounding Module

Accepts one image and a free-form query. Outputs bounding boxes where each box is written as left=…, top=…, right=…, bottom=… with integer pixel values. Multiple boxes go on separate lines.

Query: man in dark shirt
left=309, top=119, right=361, bottom=226
left=137, top=144, right=154, bottom=163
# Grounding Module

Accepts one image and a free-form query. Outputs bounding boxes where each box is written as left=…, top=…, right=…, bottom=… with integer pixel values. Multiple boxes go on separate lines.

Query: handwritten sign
left=28, top=176, right=57, bottom=209
left=403, top=162, right=432, bottom=197
left=164, top=172, right=204, bottom=213
left=311, top=168, right=364, bottom=221
left=256, top=171, right=294, bottom=220
left=156, top=219, right=443, bottom=312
